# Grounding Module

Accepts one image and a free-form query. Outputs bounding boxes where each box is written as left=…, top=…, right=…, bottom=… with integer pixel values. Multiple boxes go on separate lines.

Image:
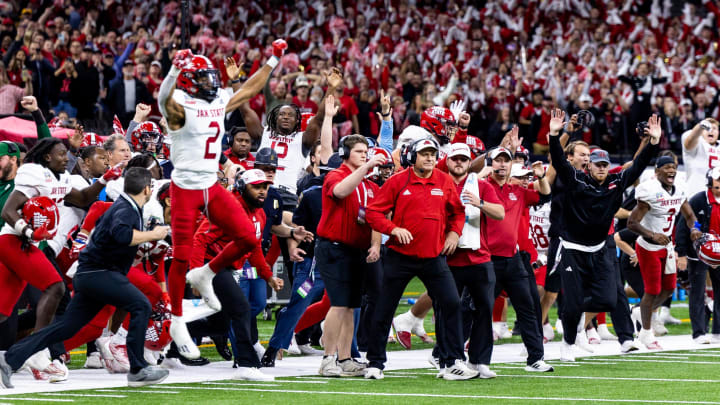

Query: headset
left=337, top=136, right=351, bottom=159
left=707, top=167, right=720, bottom=188
left=403, top=137, right=439, bottom=166
left=1, top=140, right=18, bottom=156
left=234, top=170, right=247, bottom=193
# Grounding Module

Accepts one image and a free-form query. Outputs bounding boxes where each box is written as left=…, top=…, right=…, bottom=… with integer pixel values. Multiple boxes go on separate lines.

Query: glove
left=69, top=234, right=88, bottom=261
left=30, top=223, right=53, bottom=242
left=272, top=39, right=288, bottom=58
left=172, top=49, right=194, bottom=70
left=161, top=292, right=171, bottom=305
left=100, top=163, right=124, bottom=184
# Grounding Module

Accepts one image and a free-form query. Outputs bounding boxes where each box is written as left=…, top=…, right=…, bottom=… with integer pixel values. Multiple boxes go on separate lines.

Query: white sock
left=111, top=327, right=128, bottom=345
left=408, top=311, right=424, bottom=323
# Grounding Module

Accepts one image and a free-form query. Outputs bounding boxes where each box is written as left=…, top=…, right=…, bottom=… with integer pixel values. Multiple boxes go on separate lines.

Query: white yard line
left=94, top=389, right=180, bottom=394
left=39, top=393, right=126, bottom=398
left=0, top=399, right=73, bottom=402
left=660, top=352, right=720, bottom=358
left=202, top=380, right=328, bottom=385
left=494, top=374, right=720, bottom=383
left=186, top=387, right=720, bottom=404
left=584, top=358, right=719, bottom=365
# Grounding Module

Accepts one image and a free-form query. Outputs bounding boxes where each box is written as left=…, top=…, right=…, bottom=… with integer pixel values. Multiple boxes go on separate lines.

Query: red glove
left=172, top=49, right=194, bottom=70
left=69, top=234, right=88, bottom=261
left=161, top=292, right=171, bottom=305
left=101, top=163, right=124, bottom=184
left=30, top=223, right=53, bottom=242
left=272, top=39, right=288, bottom=58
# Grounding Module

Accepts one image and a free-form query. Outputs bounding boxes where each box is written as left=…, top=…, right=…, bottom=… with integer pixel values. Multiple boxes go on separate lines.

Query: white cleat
left=652, top=313, right=668, bottom=336
left=542, top=322, right=555, bottom=344
left=597, top=324, right=618, bottom=341
left=658, top=306, right=681, bottom=325
left=392, top=312, right=415, bottom=349
left=412, top=318, right=434, bottom=344
left=186, top=264, right=222, bottom=311
left=468, top=363, right=496, bottom=379
left=108, top=342, right=130, bottom=370
left=555, top=319, right=564, bottom=336
left=428, top=355, right=440, bottom=370
left=298, top=343, right=324, bottom=356
left=712, top=334, right=720, bottom=344
left=169, top=315, right=200, bottom=360
left=630, top=306, right=642, bottom=334
left=233, top=367, right=274, bottom=381
left=638, top=329, right=662, bottom=350
left=96, top=336, right=129, bottom=374
left=254, top=341, right=266, bottom=360
left=620, top=339, right=641, bottom=353
left=586, top=327, right=602, bottom=345
left=318, top=355, right=342, bottom=377
left=287, top=337, right=302, bottom=355
left=47, top=359, right=69, bottom=383
left=560, top=340, right=576, bottom=362
left=364, top=367, right=384, bottom=379
left=694, top=334, right=711, bottom=345
left=575, top=330, right=595, bottom=353
left=443, top=360, right=479, bottom=380
left=84, top=352, right=104, bottom=369
left=492, top=322, right=513, bottom=339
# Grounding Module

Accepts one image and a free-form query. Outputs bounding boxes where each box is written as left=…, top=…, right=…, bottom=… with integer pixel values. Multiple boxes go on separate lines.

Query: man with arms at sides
left=157, top=40, right=288, bottom=359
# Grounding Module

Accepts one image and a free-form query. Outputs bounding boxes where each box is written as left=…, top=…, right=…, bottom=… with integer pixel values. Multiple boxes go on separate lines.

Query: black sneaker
left=260, top=347, right=279, bottom=368
left=211, top=335, right=232, bottom=361
left=166, top=346, right=209, bottom=366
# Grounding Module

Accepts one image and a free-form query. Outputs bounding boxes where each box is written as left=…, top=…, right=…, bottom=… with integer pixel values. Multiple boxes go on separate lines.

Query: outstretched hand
left=646, top=114, right=661, bottom=145
left=549, top=109, right=566, bottom=135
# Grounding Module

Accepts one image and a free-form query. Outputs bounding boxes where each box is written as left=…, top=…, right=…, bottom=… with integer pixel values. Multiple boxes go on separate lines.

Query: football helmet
left=131, top=121, right=163, bottom=154
left=420, top=106, right=457, bottom=145
left=145, top=300, right=172, bottom=351
left=80, top=132, right=102, bottom=148
left=176, top=55, right=221, bottom=102
left=368, top=147, right=393, bottom=168
left=694, top=233, right=720, bottom=267
left=22, top=196, right=59, bottom=239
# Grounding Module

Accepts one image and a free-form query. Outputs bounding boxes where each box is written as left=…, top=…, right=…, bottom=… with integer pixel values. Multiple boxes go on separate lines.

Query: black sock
left=130, top=367, right=142, bottom=374
left=338, top=358, right=351, bottom=363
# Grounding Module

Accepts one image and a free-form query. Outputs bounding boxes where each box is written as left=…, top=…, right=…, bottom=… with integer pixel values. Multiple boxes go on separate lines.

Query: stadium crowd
left=0, top=0, right=720, bottom=388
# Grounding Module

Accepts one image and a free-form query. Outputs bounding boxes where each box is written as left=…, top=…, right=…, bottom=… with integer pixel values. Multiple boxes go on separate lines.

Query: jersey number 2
left=204, top=122, right=221, bottom=159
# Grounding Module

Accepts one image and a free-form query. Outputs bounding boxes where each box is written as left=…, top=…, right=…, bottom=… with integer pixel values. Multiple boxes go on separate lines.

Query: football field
left=1, top=279, right=719, bottom=404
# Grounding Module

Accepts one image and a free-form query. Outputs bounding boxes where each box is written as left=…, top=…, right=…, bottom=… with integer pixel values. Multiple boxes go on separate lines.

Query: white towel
left=665, top=243, right=676, bottom=275
left=458, top=172, right=481, bottom=250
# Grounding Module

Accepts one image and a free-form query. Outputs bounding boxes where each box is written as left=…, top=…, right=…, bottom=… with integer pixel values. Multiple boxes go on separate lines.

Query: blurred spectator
left=0, top=61, right=31, bottom=114
left=107, top=59, right=152, bottom=127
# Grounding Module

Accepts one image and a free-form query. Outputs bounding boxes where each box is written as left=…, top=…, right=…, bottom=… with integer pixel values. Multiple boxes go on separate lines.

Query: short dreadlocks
left=267, top=103, right=302, bottom=135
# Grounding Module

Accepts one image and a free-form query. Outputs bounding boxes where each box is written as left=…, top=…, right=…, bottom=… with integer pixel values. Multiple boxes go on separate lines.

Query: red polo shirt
left=518, top=183, right=538, bottom=263
left=446, top=176, right=501, bottom=267
left=223, top=149, right=255, bottom=170
left=367, top=168, right=465, bottom=258
left=484, top=176, right=540, bottom=257
left=317, top=163, right=379, bottom=249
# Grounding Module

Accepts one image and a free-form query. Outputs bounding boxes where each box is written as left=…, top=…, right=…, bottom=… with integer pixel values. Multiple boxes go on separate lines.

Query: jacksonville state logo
left=32, top=212, right=49, bottom=228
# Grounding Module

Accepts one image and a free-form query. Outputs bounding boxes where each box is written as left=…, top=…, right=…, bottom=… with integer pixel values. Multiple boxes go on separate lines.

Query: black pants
left=559, top=245, right=617, bottom=345
left=620, top=252, right=644, bottom=297
left=358, top=257, right=383, bottom=352
left=688, top=259, right=720, bottom=338
left=449, top=263, right=495, bottom=365
left=492, top=254, right=544, bottom=364
left=4, top=269, right=151, bottom=372
left=520, top=251, right=544, bottom=335
left=544, top=236, right=562, bottom=293
left=605, top=237, right=634, bottom=344
left=367, top=250, right=462, bottom=369
left=211, top=269, right=259, bottom=368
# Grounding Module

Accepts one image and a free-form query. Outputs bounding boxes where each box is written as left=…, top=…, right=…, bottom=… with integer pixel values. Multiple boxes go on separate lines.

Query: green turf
left=11, top=348, right=720, bottom=404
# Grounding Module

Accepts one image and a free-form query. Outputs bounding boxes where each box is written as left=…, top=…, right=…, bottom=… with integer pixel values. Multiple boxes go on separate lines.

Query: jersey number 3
left=204, top=122, right=221, bottom=159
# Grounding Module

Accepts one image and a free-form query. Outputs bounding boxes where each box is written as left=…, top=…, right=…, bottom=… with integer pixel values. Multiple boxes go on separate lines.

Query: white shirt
left=259, top=127, right=309, bottom=195
left=634, top=178, right=687, bottom=251
left=681, top=129, right=720, bottom=196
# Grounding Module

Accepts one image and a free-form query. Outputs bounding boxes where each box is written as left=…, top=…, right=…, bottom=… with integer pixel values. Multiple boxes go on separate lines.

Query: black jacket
left=549, top=135, right=657, bottom=246
left=107, top=78, right=152, bottom=126
left=676, top=190, right=711, bottom=260
left=77, top=195, right=144, bottom=275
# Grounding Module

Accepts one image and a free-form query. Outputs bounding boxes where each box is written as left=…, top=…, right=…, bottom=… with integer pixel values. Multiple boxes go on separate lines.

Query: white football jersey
left=681, top=130, right=720, bottom=196
left=0, top=163, right=73, bottom=237
left=259, top=127, right=308, bottom=194
left=167, top=88, right=232, bottom=190
left=634, top=178, right=687, bottom=251
left=529, top=202, right=551, bottom=262
left=47, top=174, right=89, bottom=256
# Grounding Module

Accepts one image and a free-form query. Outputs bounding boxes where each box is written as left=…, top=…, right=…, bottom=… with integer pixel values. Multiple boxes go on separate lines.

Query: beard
left=0, top=163, right=13, bottom=181
left=243, top=192, right=265, bottom=209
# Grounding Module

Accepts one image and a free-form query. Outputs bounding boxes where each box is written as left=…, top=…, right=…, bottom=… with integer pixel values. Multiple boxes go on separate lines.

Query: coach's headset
left=400, top=137, right=440, bottom=168
left=707, top=166, right=720, bottom=189
left=338, top=135, right=385, bottom=160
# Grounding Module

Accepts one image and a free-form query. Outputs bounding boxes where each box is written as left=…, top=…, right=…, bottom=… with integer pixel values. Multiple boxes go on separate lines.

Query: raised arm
left=303, top=67, right=343, bottom=148
left=548, top=109, right=575, bottom=183
left=319, top=95, right=338, bottom=165
left=619, top=114, right=660, bottom=190
left=158, top=50, right=192, bottom=130
left=226, top=39, right=287, bottom=113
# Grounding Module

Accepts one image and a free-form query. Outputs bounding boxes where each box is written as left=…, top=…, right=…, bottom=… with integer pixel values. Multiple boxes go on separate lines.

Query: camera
left=575, top=110, right=595, bottom=129
left=636, top=121, right=649, bottom=137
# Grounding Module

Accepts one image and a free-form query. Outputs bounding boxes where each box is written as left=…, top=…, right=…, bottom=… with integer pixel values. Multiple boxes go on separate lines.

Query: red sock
left=168, top=259, right=188, bottom=316
left=597, top=312, right=606, bottom=325
left=295, top=291, right=331, bottom=333
left=492, top=297, right=505, bottom=322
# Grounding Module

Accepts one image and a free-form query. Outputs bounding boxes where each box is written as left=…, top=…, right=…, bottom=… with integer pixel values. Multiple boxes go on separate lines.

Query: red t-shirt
left=447, top=176, right=501, bottom=267
left=520, top=105, right=550, bottom=145
left=338, top=95, right=359, bottom=119
left=317, top=163, right=379, bottom=249
left=484, top=177, right=540, bottom=257
left=292, top=96, right=318, bottom=114
left=223, top=149, right=255, bottom=170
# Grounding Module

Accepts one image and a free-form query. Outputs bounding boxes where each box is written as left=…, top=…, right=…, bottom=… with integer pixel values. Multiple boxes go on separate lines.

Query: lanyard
left=120, top=193, right=144, bottom=231
left=355, top=181, right=368, bottom=206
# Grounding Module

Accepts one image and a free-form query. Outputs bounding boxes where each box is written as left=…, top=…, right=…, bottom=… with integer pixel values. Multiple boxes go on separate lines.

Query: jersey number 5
left=204, top=122, right=221, bottom=159
left=270, top=141, right=289, bottom=158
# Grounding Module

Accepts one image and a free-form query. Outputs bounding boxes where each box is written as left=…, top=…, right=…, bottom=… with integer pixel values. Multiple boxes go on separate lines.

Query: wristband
left=267, top=56, right=279, bottom=69
left=459, top=124, right=469, bottom=130
left=694, top=221, right=702, bottom=231
left=98, top=176, right=108, bottom=185
left=478, top=199, right=484, bottom=207
left=290, top=228, right=295, bottom=239
left=537, top=173, right=546, bottom=180
left=230, top=77, right=242, bottom=84
left=14, top=219, right=28, bottom=236
left=381, top=111, right=391, bottom=117
left=168, top=66, right=181, bottom=77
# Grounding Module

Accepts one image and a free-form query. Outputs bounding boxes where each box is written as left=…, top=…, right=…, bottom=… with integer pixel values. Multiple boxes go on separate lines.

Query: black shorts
left=620, top=253, right=644, bottom=297
left=277, top=187, right=299, bottom=211
left=544, top=236, right=562, bottom=293
left=315, top=238, right=366, bottom=308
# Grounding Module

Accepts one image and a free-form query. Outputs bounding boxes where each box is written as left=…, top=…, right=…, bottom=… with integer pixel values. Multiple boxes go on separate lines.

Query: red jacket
left=191, top=196, right=272, bottom=280
left=367, top=168, right=465, bottom=258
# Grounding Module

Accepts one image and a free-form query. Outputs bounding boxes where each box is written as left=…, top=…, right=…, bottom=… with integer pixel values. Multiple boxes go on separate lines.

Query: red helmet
left=22, top=196, right=59, bottom=239
left=515, top=145, right=530, bottom=161
left=175, top=55, right=221, bottom=102
left=80, top=132, right=102, bottom=148
left=368, top=147, right=393, bottom=167
left=131, top=121, right=163, bottom=154
left=420, top=106, right=457, bottom=145
left=465, top=136, right=486, bottom=157
left=144, top=300, right=172, bottom=350
left=300, top=113, right=315, bottom=132
left=694, top=233, right=720, bottom=267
